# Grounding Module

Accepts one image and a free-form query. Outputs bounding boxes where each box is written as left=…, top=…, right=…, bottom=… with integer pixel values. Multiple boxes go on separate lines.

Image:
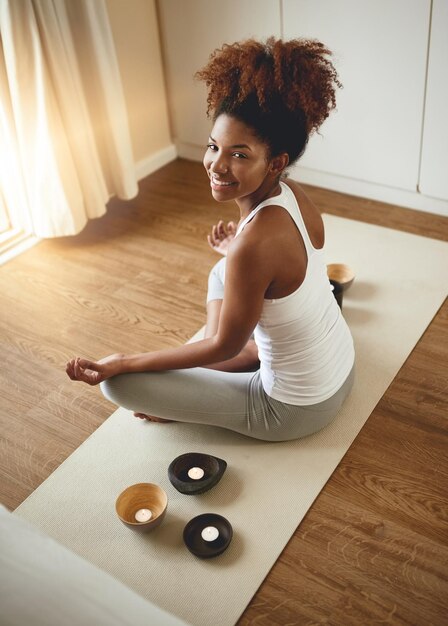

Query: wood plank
left=240, top=496, right=447, bottom=625
left=1, top=158, right=447, bottom=624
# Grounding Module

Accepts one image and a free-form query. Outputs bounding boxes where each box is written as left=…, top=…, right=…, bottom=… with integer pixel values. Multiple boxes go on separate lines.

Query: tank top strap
left=235, top=183, right=288, bottom=237
left=279, top=182, right=317, bottom=256
left=235, top=182, right=317, bottom=256
left=235, top=205, right=265, bottom=237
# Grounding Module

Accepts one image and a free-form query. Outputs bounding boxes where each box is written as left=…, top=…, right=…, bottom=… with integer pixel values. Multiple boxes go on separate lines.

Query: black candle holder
left=168, top=452, right=227, bottom=495
left=183, top=513, right=233, bottom=558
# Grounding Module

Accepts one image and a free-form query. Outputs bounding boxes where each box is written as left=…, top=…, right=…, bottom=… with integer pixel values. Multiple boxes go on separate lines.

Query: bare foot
left=207, top=220, right=237, bottom=256
left=133, top=412, right=176, bottom=423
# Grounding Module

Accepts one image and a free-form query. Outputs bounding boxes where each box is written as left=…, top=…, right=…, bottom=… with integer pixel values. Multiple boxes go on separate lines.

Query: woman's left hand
left=66, top=353, right=124, bottom=385
left=207, top=220, right=237, bottom=256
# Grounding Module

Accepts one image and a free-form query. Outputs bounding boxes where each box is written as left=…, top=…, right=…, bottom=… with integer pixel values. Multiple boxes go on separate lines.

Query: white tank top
left=236, top=181, right=355, bottom=405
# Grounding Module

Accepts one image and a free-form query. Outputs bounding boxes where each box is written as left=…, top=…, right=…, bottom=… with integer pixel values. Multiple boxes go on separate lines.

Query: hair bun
left=195, top=37, right=342, bottom=136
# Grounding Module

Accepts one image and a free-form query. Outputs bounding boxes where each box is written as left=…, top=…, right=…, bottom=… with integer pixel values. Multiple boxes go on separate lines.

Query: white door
left=283, top=0, right=431, bottom=192
left=418, top=0, right=448, bottom=202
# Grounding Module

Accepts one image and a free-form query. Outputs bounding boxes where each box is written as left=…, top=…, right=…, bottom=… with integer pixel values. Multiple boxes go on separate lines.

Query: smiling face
left=203, top=114, right=279, bottom=213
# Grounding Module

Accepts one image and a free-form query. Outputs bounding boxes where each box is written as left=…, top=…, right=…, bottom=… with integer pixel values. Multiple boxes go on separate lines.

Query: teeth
left=212, top=176, right=234, bottom=186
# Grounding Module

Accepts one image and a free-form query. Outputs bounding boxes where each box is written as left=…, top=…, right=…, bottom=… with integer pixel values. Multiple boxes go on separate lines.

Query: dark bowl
left=327, top=263, right=355, bottom=291
left=183, top=513, right=233, bottom=558
left=329, top=279, right=344, bottom=309
left=168, top=452, right=227, bottom=495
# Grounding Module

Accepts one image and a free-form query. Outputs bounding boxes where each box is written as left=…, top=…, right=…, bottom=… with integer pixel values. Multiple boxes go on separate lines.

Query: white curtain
left=0, top=0, right=138, bottom=238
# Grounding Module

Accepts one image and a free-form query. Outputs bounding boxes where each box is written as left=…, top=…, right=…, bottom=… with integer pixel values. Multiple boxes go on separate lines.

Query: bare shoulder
left=226, top=224, right=275, bottom=293
left=282, top=178, right=325, bottom=249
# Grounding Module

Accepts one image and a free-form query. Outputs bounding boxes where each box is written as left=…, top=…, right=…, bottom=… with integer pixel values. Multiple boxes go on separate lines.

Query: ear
left=269, top=152, right=289, bottom=175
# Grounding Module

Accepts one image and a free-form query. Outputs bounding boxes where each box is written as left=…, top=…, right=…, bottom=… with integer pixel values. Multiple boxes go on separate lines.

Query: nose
left=210, top=154, right=229, bottom=175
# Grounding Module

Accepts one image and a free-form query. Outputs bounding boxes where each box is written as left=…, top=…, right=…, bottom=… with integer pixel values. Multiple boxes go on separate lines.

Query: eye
left=232, top=152, right=247, bottom=159
left=207, top=143, right=218, bottom=151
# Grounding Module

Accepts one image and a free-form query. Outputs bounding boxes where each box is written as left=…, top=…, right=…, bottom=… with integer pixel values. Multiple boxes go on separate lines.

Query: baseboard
left=135, top=144, right=178, bottom=181
left=176, top=142, right=204, bottom=163
left=292, top=166, right=448, bottom=217
left=176, top=141, right=448, bottom=218
left=0, top=232, right=40, bottom=266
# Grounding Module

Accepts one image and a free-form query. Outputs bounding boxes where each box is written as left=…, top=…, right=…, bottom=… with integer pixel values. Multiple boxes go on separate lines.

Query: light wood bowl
left=327, top=263, right=355, bottom=291
left=115, top=483, right=168, bottom=533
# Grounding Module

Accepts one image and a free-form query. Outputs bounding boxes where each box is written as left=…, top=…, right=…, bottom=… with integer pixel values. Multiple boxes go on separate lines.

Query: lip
left=210, top=174, right=237, bottom=191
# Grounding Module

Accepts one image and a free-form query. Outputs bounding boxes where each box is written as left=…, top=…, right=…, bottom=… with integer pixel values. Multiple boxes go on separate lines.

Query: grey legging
left=100, top=365, right=354, bottom=442
left=99, top=259, right=354, bottom=442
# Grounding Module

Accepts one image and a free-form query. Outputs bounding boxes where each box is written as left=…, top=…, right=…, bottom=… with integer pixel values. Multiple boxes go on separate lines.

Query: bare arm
left=66, top=236, right=270, bottom=385
left=204, top=299, right=259, bottom=372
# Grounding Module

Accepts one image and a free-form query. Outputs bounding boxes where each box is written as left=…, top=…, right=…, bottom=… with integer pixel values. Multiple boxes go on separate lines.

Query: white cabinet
left=157, top=0, right=281, bottom=150
left=283, top=0, right=430, bottom=192
left=418, top=0, right=448, bottom=201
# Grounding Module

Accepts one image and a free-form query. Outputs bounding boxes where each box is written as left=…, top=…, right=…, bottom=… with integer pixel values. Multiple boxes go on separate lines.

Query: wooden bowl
left=115, top=483, right=168, bottom=533
left=327, top=264, right=355, bottom=291
left=168, top=452, right=227, bottom=495
left=183, top=513, right=233, bottom=559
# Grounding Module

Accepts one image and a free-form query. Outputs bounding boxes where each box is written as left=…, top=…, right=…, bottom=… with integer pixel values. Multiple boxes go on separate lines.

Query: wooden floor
left=1, top=158, right=447, bottom=625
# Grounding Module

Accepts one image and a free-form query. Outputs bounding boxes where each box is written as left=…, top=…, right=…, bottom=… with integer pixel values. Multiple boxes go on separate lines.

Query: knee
left=100, top=373, right=155, bottom=414
left=100, top=376, right=124, bottom=407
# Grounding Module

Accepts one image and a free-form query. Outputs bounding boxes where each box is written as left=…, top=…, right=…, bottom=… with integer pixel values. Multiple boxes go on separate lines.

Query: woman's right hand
left=66, top=353, right=124, bottom=386
left=207, top=220, right=237, bottom=256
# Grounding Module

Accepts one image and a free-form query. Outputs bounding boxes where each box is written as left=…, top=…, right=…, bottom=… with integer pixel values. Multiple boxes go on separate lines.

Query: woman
left=66, top=37, right=355, bottom=441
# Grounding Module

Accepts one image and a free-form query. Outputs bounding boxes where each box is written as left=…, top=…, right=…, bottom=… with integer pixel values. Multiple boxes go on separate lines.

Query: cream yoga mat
left=14, top=216, right=448, bottom=626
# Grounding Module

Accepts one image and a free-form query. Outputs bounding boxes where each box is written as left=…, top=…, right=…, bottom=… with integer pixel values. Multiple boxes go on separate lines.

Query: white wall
left=106, top=0, right=176, bottom=179
left=157, top=0, right=281, bottom=154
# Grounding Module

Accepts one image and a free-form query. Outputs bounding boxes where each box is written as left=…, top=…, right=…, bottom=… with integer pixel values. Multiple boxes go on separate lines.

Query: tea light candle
left=187, top=467, right=204, bottom=480
left=134, top=508, right=152, bottom=523
left=201, top=526, right=219, bottom=542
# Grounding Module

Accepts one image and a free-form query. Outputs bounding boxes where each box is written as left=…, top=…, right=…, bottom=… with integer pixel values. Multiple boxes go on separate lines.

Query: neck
left=236, top=176, right=282, bottom=219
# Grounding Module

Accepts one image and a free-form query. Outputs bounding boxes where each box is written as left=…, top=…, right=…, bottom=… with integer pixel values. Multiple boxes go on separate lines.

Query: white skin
left=66, top=113, right=324, bottom=422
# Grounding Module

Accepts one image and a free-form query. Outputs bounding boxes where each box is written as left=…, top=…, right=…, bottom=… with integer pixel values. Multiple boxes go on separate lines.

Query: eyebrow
left=209, top=136, right=252, bottom=150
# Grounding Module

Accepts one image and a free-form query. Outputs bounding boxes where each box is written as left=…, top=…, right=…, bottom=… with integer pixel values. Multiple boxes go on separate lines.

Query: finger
left=207, top=235, right=216, bottom=250
left=78, top=358, right=100, bottom=372
left=211, top=224, right=218, bottom=243
left=228, top=221, right=236, bottom=233
left=66, top=360, right=76, bottom=380
left=73, top=357, right=82, bottom=379
left=73, top=357, right=93, bottom=385
left=217, top=220, right=225, bottom=237
left=78, top=369, right=99, bottom=386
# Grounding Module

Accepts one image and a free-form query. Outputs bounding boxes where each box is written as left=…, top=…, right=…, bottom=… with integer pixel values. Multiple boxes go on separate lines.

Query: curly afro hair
left=195, top=37, right=342, bottom=166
